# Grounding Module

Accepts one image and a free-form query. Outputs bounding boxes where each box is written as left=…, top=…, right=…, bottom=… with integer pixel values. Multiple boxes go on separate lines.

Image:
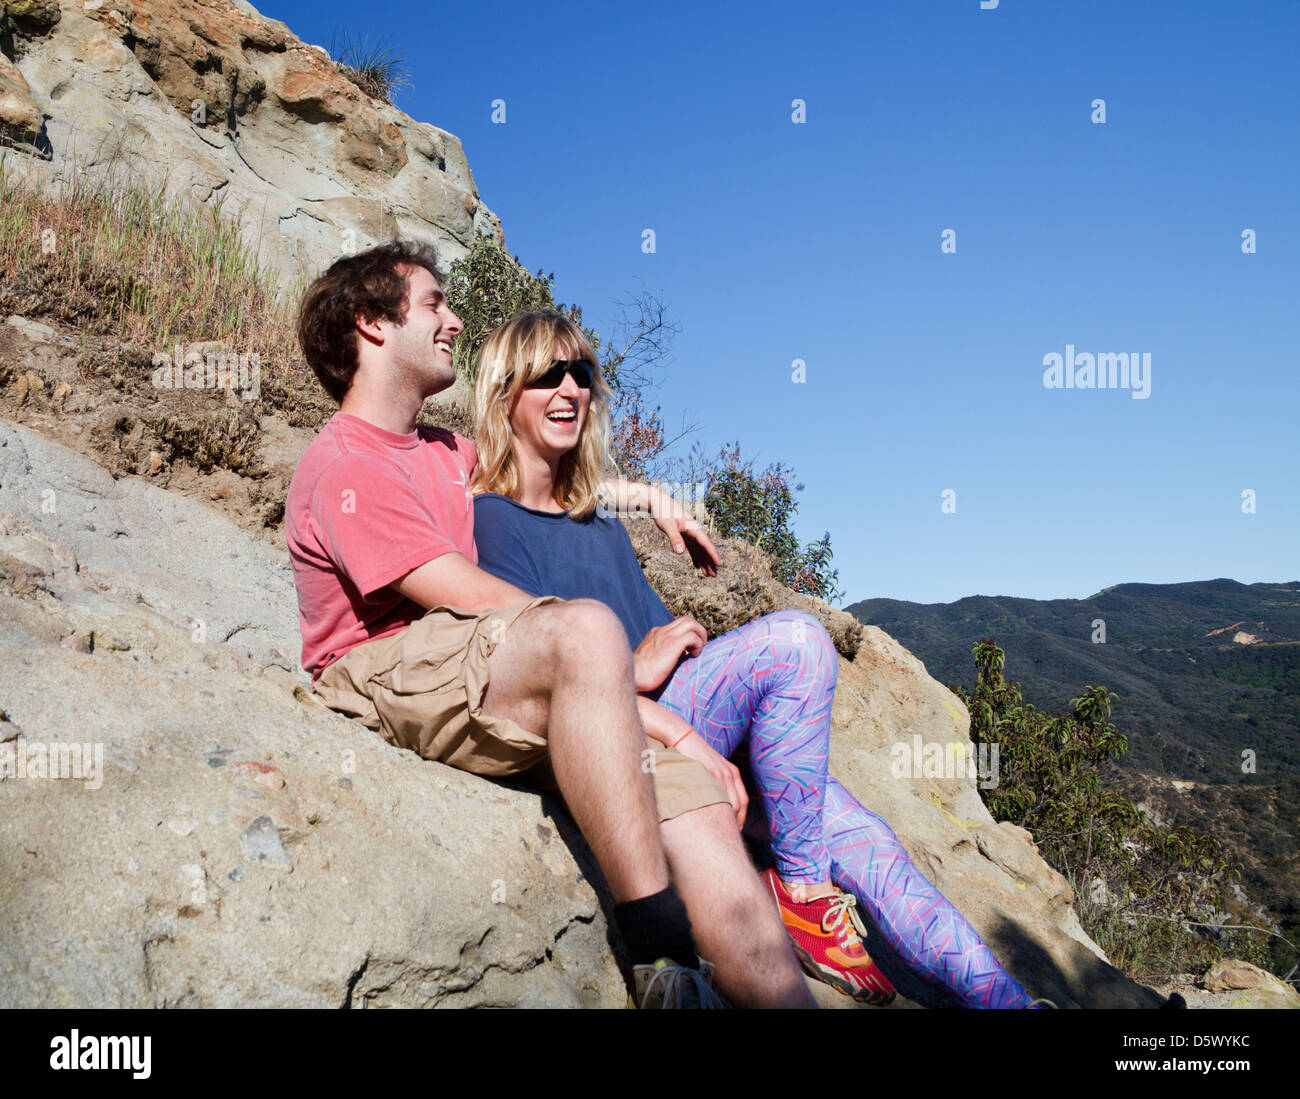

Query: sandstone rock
left=0, top=420, right=1164, bottom=1008
left=0, top=425, right=624, bottom=1006
left=0, top=0, right=504, bottom=285
left=1153, top=964, right=1300, bottom=1010
left=0, top=52, right=43, bottom=149
left=1204, top=959, right=1286, bottom=993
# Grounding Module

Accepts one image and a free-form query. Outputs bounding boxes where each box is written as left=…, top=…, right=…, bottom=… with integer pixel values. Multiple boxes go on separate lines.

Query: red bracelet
left=669, top=728, right=692, bottom=750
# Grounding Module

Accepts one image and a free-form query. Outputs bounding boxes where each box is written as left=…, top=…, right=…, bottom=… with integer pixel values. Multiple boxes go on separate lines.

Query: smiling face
left=507, top=338, right=592, bottom=467
left=382, top=264, right=462, bottom=396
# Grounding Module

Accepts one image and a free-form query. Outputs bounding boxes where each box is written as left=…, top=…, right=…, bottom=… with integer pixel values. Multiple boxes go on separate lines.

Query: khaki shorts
left=313, top=597, right=728, bottom=822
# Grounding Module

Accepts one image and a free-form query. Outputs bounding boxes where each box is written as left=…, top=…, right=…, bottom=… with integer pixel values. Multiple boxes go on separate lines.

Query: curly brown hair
left=296, top=239, right=445, bottom=404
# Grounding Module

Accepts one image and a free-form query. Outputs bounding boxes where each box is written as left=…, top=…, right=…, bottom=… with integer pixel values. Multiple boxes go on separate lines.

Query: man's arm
left=390, top=552, right=535, bottom=613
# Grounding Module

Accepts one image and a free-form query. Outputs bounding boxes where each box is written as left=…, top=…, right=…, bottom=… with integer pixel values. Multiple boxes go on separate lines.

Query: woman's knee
left=824, top=778, right=897, bottom=843
left=760, top=610, right=837, bottom=676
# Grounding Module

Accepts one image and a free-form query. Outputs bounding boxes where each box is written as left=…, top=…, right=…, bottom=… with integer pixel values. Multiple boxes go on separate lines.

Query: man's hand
left=633, top=616, right=707, bottom=692
left=637, top=697, right=746, bottom=829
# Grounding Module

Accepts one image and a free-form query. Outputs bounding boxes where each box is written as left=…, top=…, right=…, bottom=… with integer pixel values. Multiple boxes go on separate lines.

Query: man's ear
left=355, top=310, right=386, bottom=347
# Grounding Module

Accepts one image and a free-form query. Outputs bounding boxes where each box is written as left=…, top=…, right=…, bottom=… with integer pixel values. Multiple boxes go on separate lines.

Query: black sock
left=613, top=884, right=699, bottom=969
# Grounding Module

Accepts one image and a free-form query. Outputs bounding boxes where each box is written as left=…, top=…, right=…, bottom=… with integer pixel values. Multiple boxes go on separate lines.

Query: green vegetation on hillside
left=0, top=156, right=295, bottom=353
left=850, top=581, right=1300, bottom=783
left=696, top=444, right=840, bottom=601
left=955, top=638, right=1279, bottom=982
left=1111, top=772, right=1300, bottom=979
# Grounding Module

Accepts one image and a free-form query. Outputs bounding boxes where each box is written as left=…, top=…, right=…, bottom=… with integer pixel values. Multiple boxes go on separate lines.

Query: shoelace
left=640, top=962, right=729, bottom=1009
left=820, top=890, right=869, bottom=948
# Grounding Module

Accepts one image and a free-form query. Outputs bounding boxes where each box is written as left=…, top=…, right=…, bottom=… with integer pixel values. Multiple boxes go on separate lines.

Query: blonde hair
left=471, top=312, right=611, bottom=519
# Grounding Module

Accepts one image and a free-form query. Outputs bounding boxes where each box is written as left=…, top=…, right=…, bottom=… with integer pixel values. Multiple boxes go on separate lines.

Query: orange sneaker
left=762, top=869, right=896, bottom=1005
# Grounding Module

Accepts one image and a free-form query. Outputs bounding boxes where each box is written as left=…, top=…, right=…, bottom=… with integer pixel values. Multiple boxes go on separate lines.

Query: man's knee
left=547, top=598, right=633, bottom=669
left=498, top=600, right=633, bottom=701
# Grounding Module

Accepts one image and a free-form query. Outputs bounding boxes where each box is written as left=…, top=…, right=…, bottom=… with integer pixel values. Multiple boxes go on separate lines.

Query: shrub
left=689, top=443, right=841, bottom=602
left=442, top=240, right=576, bottom=382
left=443, top=243, right=676, bottom=474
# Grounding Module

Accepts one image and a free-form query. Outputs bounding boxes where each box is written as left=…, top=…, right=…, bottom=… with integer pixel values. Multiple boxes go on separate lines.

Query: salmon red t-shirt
left=286, top=412, right=478, bottom=681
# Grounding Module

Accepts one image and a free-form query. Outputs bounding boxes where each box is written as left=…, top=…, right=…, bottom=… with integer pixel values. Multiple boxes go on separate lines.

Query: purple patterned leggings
left=655, top=610, right=1033, bottom=1009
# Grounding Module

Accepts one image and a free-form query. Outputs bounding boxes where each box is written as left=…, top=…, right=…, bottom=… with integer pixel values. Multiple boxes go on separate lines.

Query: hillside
left=848, top=581, right=1300, bottom=978
left=1114, top=771, right=1300, bottom=976
left=848, top=580, right=1300, bottom=783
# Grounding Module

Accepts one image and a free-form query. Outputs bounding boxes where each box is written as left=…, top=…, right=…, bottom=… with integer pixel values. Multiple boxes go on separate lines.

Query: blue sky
left=265, top=0, right=1298, bottom=605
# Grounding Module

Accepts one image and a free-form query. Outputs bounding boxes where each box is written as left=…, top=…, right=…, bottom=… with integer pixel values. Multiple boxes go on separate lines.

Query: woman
left=469, top=310, right=1039, bottom=1009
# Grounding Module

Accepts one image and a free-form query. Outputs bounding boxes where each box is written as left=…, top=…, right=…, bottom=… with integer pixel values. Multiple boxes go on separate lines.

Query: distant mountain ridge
left=847, top=579, right=1300, bottom=784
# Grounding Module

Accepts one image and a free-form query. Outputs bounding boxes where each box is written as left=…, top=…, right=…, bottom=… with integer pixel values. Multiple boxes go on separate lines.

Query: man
left=286, top=239, right=814, bottom=1008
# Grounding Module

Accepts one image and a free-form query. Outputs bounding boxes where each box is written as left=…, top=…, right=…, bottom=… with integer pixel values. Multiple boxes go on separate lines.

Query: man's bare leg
left=484, top=598, right=813, bottom=1006
left=481, top=599, right=668, bottom=902
left=660, top=802, right=816, bottom=1008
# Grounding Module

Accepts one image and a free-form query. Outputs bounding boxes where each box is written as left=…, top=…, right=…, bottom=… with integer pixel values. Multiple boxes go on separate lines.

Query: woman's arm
left=637, top=696, right=747, bottom=829
left=601, top=478, right=720, bottom=577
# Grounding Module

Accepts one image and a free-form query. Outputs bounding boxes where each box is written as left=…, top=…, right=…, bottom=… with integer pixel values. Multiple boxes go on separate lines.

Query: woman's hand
left=646, top=487, right=720, bottom=577
left=633, top=616, right=707, bottom=692
left=637, top=697, right=747, bottom=829
left=671, top=728, right=748, bottom=830
left=601, top=478, right=721, bottom=577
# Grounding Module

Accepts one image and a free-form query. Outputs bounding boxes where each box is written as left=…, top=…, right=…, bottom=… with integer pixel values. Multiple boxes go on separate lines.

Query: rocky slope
left=0, top=409, right=1174, bottom=1008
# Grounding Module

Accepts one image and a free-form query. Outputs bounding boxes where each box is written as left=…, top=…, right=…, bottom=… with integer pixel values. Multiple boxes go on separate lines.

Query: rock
left=239, top=815, right=293, bottom=871
left=0, top=420, right=1166, bottom=1008
left=0, top=52, right=43, bottom=149
left=1204, top=959, right=1286, bottom=993
left=5, top=0, right=62, bottom=35
left=1152, top=965, right=1300, bottom=1010
left=0, top=0, right=504, bottom=284
left=627, top=519, right=864, bottom=659
left=0, top=421, right=300, bottom=668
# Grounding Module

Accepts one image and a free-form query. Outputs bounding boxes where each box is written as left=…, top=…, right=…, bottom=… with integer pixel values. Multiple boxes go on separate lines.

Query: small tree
left=443, top=241, right=567, bottom=381
left=700, top=444, right=841, bottom=602
left=445, top=244, right=685, bottom=471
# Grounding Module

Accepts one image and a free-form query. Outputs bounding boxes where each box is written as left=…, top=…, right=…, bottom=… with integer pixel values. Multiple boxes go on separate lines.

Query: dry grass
left=0, top=154, right=333, bottom=430
left=625, top=519, right=863, bottom=658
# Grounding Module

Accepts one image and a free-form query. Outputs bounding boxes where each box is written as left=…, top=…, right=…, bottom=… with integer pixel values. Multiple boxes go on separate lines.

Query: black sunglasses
left=522, top=358, right=595, bottom=390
